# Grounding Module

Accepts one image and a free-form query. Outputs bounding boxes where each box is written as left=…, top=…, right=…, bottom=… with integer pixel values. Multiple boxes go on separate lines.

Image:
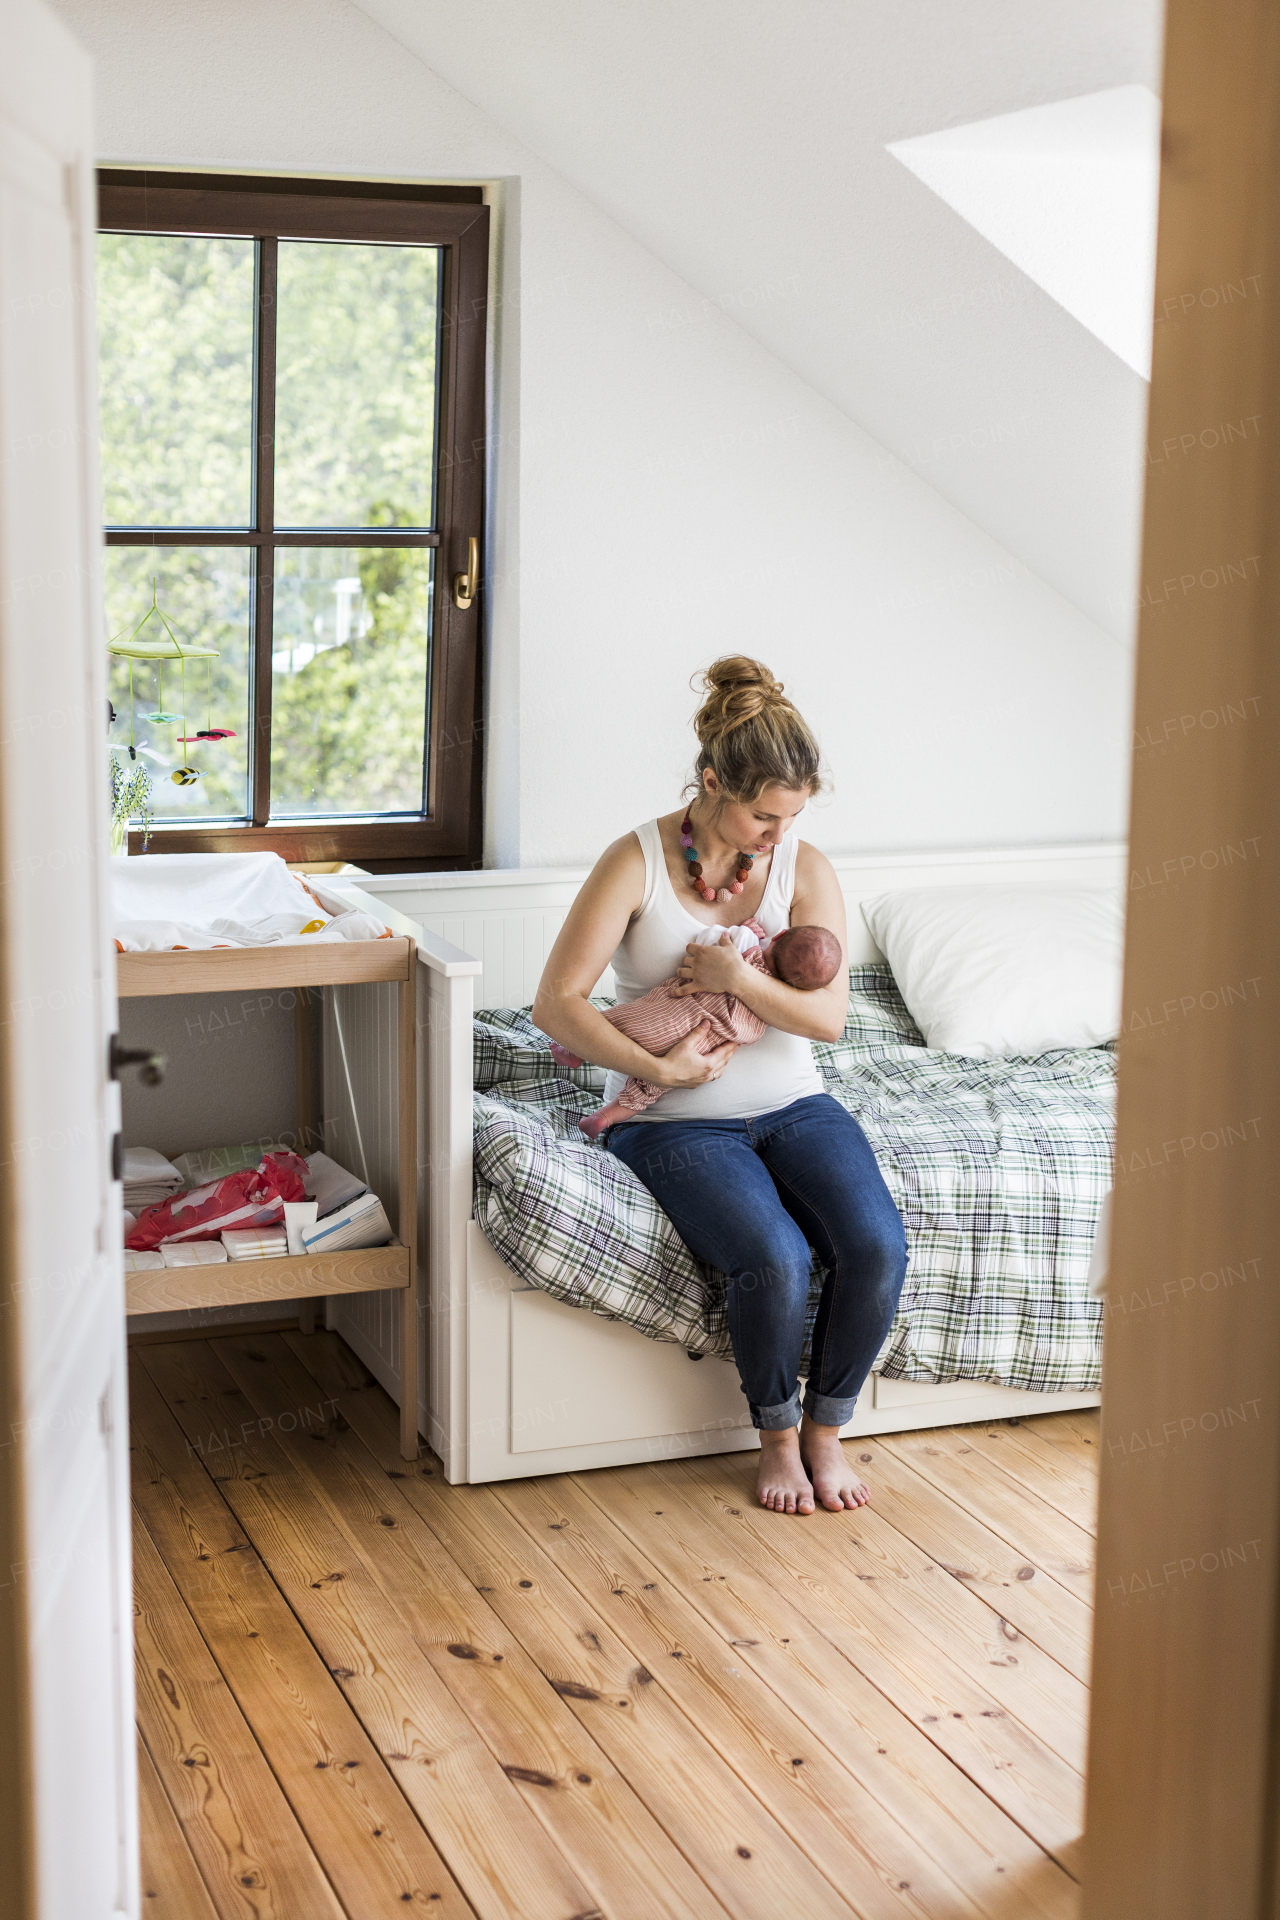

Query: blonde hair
left=688, top=656, right=825, bottom=807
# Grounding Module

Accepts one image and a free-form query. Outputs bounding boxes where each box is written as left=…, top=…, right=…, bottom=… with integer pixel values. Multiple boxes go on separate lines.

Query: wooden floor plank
left=944, top=1424, right=1099, bottom=1535
left=286, top=1331, right=866, bottom=1920
left=135, top=1340, right=597, bottom=1920
left=136, top=1731, right=222, bottom=1920
left=134, top=1325, right=1097, bottom=1920
left=671, top=1450, right=1085, bottom=1860
left=881, top=1430, right=1095, bottom=1606
left=132, top=1515, right=346, bottom=1920
left=502, top=1468, right=1027, bottom=1920
left=130, top=1364, right=475, bottom=1920
left=842, top=1438, right=1093, bottom=1682
left=213, top=1329, right=729, bottom=1920
left=1019, top=1412, right=1102, bottom=1473
left=584, top=1458, right=1081, bottom=1920
left=683, top=1448, right=1089, bottom=1772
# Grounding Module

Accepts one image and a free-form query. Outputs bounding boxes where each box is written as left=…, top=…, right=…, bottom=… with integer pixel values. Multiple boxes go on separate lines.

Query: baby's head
left=764, top=924, right=843, bottom=991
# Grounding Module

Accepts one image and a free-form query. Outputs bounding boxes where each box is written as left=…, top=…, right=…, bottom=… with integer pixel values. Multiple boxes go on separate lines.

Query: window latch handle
left=452, top=535, right=479, bottom=611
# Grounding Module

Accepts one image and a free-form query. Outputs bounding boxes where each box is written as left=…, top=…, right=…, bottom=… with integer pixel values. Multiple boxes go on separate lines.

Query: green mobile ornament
left=107, top=579, right=222, bottom=785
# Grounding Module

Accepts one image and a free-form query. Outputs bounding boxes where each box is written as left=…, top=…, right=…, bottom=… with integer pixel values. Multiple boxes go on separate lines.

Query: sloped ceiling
left=890, top=83, right=1161, bottom=377
left=354, top=0, right=1163, bottom=640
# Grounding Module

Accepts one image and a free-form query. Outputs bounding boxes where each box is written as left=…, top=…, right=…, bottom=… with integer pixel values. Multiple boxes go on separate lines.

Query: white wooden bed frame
left=328, top=843, right=1120, bottom=1485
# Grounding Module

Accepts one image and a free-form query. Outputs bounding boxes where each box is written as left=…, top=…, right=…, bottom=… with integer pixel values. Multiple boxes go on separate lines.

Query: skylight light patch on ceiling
left=888, top=84, right=1162, bottom=379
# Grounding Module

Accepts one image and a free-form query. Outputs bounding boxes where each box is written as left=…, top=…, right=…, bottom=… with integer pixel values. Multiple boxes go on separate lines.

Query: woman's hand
left=653, top=1023, right=738, bottom=1089
left=671, top=932, right=747, bottom=998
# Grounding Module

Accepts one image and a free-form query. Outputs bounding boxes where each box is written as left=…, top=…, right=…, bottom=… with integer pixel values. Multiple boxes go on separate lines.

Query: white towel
left=126, top=1189, right=184, bottom=1211
left=161, top=1240, right=229, bottom=1268
left=110, top=851, right=392, bottom=950
left=122, top=1146, right=182, bottom=1186
left=123, top=1146, right=184, bottom=1212
left=222, top=1227, right=289, bottom=1261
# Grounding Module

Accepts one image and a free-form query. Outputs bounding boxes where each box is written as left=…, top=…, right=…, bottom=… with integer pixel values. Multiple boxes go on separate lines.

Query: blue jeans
left=607, top=1093, right=907, bottom=1430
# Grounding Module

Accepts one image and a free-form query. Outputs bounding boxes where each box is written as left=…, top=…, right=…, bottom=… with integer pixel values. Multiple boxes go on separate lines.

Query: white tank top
left=602, top=819, right=823, bottom=1123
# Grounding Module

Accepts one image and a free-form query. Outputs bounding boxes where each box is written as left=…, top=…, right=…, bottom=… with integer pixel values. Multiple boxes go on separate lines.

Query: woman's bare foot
left=756, top=1427, right=815, bottom=1514
left=800, top=1416, right=870, bottom=1511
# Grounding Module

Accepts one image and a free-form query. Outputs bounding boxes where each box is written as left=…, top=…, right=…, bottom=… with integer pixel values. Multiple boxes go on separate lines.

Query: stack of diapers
left=223, top=1227, right=288, bottom=1261
left=161, top=1241, right=228, bottom=1268
left=122, top=1147, right=183, bottom=1213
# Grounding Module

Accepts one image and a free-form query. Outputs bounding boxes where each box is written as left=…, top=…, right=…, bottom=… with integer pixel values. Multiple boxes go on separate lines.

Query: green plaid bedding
left=472, top=967, right=1111, bottom=1390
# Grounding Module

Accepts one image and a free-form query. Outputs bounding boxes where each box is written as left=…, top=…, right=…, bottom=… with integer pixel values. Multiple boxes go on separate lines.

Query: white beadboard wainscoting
left=356, top=841, right=1128, bottom=1010
left=322, top=975, right=429, bottom=1427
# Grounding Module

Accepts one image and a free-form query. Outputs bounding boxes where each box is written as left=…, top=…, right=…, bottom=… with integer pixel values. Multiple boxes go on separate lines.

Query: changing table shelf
left=116, top=918, right=420, bottom=1457
left=124, top=1238, right=410, bottom=1318
left=116, top=936, right=413, bottom=998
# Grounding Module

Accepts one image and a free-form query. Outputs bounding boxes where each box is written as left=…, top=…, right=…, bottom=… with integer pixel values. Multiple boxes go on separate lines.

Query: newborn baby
left=551, top=919, right=843, bottom=1139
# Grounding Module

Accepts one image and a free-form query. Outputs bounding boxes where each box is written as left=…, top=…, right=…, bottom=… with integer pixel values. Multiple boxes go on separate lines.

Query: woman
left=532, top=657, right=907, bottom=1515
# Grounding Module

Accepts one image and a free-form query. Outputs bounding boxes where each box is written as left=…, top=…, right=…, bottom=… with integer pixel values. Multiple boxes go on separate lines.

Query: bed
left=326, top=842, right=1120, bottom=1485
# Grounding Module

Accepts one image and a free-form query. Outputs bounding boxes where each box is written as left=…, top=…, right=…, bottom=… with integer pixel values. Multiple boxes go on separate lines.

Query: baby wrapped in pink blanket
left=550, top=918, right=843, bottom=1138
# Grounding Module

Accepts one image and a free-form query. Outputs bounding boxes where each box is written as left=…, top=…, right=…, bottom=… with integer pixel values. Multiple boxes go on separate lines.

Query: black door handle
left=109, top=1034, right=166, bottom=1087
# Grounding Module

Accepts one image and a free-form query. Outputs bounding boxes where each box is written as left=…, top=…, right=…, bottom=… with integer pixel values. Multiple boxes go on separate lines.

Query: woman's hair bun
left=692, top=655, right=788, bottom=745
left=688, top=655, right=825, bottom=805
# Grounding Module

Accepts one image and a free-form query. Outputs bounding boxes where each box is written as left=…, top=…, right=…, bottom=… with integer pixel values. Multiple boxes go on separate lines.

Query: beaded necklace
left=680, top=805, right=756, bottom=904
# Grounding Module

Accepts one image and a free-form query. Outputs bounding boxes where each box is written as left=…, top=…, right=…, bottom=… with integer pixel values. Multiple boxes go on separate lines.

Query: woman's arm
left=671, top=841, right=849, bottom=1044
left=532, top=834, right=737, bottom=1090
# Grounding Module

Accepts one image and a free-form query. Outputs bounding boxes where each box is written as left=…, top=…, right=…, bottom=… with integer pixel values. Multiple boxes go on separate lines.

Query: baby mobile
left=107, top=578, right=235, bottom=794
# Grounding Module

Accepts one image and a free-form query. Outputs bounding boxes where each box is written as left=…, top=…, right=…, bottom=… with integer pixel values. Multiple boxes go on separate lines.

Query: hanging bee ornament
left=171, top=766, right=202, bottom=787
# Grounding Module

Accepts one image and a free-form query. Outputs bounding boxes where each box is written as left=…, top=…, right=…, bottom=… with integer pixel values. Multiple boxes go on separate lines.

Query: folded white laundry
left=161, top=1240, right=229, bottom=1268
left=222, top=1227, right=289, bottom=1261
left=124, top=1250, right=164, bottom=1273
left=301, top=1190, right=392, bottom=1255
left=123, top=1147, right=184, bottom=1214
left=126, top=1190, right=183, bottom=1212
left=122, top=1146, right=182, bottom=1186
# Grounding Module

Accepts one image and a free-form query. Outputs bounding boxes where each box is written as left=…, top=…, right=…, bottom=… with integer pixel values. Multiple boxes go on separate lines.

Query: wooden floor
left=129, top=1327, right=1098, bottom=1920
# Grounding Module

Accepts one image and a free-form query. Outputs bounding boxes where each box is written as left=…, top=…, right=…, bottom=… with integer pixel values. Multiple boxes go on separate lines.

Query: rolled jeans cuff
left=803, top=1387, right=858, bottom=1428
left=752, top=1389, right=803, bottom=1431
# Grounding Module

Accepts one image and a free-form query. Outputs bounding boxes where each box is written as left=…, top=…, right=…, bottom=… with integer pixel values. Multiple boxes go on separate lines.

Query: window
left=98, top=172, right=488, bottom=867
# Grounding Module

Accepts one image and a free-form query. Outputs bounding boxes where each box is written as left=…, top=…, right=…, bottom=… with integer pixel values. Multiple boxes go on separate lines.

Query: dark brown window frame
left=98, top=170, right=488, bottom=870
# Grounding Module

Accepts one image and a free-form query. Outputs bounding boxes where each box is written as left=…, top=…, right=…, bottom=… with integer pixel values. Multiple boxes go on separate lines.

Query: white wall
left=55, top=0, right=1133, bottom=870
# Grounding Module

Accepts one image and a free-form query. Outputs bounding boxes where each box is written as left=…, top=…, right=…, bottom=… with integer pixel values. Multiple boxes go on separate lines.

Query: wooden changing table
left=118, top=933, right=419, bottom=1458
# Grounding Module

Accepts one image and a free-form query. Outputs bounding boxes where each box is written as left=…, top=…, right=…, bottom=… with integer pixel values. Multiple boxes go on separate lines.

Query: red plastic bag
left=127, top=1151, right=308, bottom=1251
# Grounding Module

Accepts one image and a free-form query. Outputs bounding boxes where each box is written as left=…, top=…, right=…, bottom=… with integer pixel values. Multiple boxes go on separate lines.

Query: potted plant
left=110, top=752, right=153, bottom=855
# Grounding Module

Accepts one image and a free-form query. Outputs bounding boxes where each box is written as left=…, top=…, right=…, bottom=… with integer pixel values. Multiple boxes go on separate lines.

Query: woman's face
left=704, top=777, right=811, bottom=853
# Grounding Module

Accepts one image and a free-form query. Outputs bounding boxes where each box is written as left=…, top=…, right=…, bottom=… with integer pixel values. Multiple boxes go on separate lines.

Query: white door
left=0, top=4, right=138, bottom=1917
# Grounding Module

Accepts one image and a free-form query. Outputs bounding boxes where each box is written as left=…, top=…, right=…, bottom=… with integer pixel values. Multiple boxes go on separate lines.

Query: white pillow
left=860, top=886, right=1124, bottom=1057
